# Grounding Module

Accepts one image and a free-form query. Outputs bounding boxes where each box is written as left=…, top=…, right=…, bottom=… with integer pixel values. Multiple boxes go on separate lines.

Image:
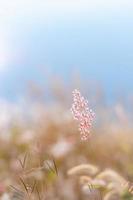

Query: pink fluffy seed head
left=71, top=89, right=95, bottom=141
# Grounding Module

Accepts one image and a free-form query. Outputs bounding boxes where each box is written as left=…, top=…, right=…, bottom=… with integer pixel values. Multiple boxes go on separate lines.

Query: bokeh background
left=0, top=1, right=133, bottom=199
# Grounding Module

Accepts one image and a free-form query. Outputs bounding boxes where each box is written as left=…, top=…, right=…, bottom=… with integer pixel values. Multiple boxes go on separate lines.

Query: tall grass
left=0, top=84, right=133, bottom=199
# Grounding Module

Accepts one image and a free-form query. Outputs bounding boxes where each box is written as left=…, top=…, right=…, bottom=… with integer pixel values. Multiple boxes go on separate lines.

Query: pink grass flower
left=71, top=89, right=95, bottom=140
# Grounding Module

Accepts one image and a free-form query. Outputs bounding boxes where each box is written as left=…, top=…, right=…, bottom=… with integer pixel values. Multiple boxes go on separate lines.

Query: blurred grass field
left=0, top=83, right=133, bottom=200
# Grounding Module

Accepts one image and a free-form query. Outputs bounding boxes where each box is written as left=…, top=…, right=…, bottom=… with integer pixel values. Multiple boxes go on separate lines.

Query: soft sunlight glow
left=0, top=0, right=133, bottom=72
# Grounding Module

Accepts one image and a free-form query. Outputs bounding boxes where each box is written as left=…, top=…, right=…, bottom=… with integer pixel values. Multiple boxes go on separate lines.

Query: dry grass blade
left=36, top=186, right=41, bottom=200
left=11, top=191, right=25, bottom=200
left=18, top=152, right=28, bottom=170
left=31, top=180, right=37, bottom=194
left=45, top=160, right=55, bottom=174
left=10, top=185, right=22, bottom=193
left=19, top=177, right=28, bottom=194
left=10, top=185, right=25, bottom=200
left=23, top=152, right=28, bottom=169
left=18, top=158, right=24, bottom=169
left=52, top=158, right=58, bottom=176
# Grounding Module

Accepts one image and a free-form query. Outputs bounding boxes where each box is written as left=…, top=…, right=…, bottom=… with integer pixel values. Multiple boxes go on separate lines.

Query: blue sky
left=0, top=0, right=133, bottom=101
